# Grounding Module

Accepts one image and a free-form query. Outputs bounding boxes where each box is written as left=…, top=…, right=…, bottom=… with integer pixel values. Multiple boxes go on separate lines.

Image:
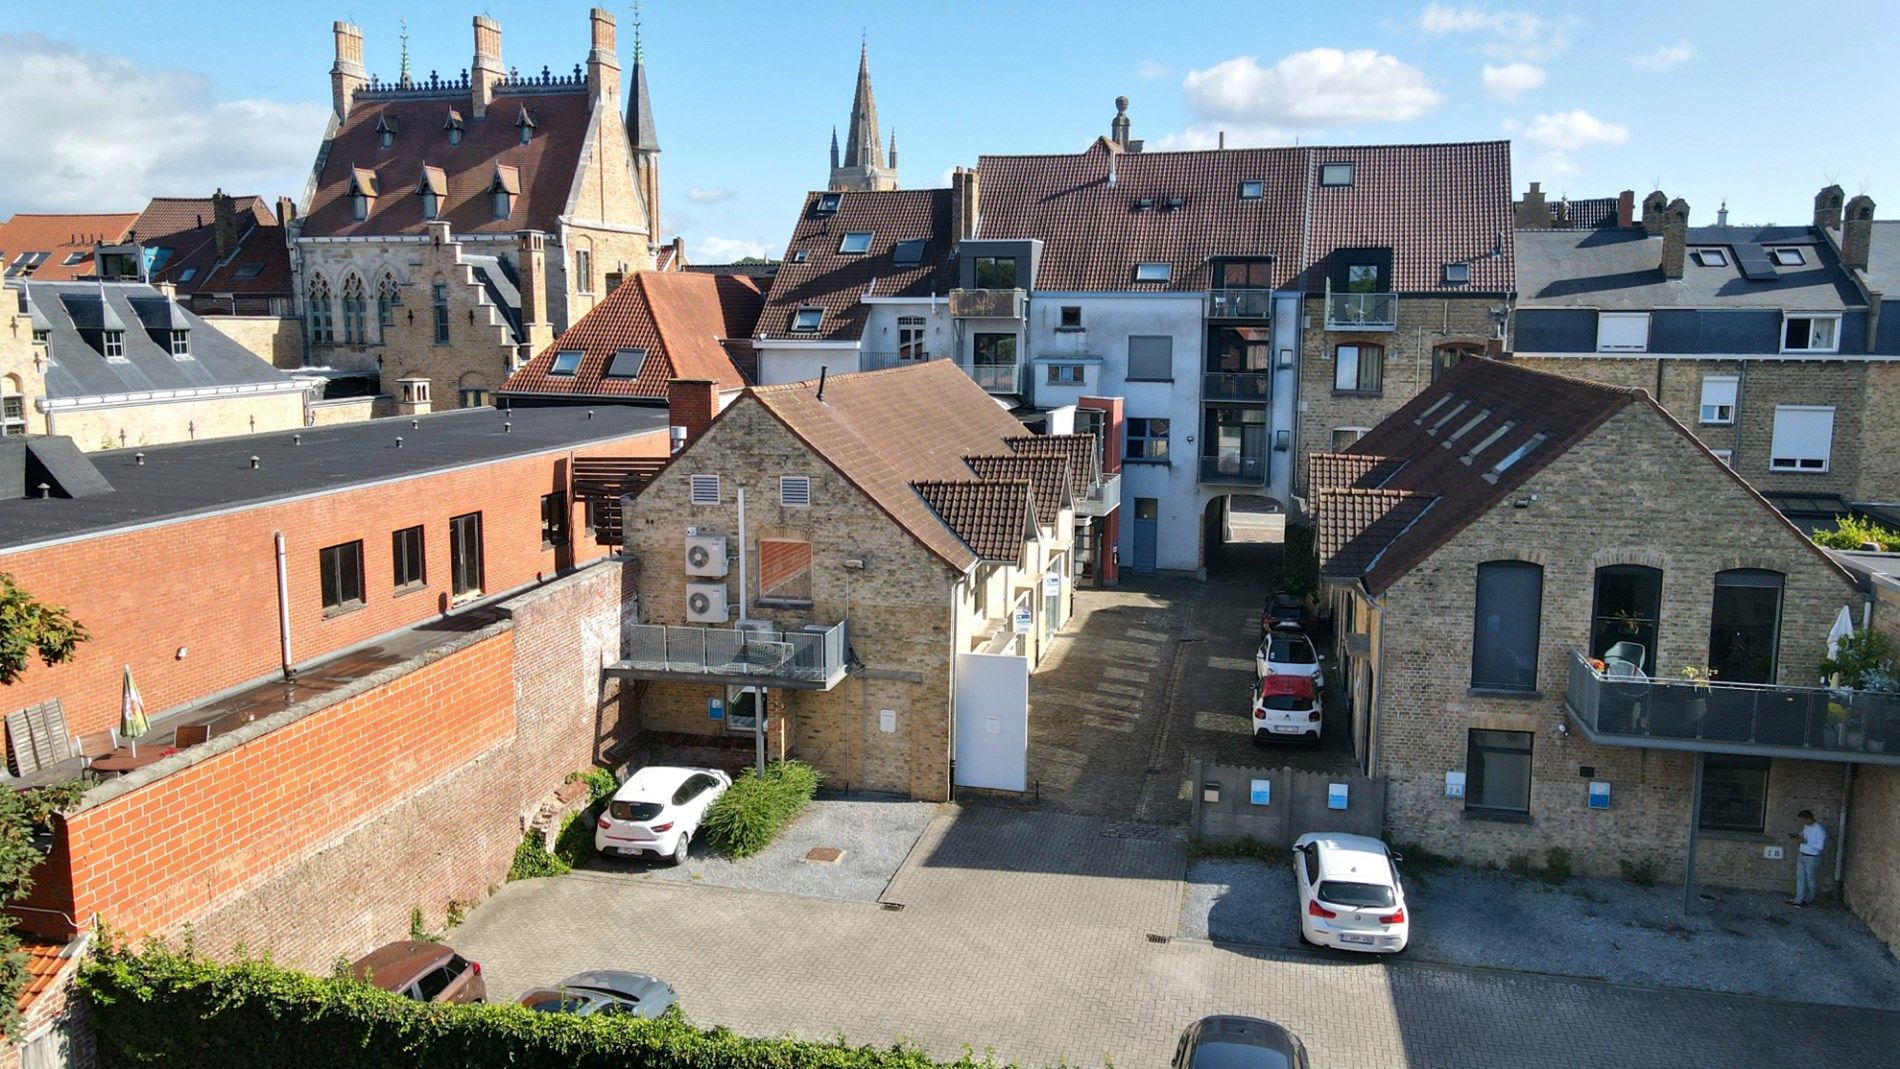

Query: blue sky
left=4, top=1, right=1896, bottom=261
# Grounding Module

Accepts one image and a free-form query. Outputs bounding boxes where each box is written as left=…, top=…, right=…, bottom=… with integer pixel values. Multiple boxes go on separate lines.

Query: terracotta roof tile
left=1316, top=488, right=1438, bottom=578
left=760, top=189, right=955, bottom=340
left=1305, top=141, right=1515, bottom=293
left=14, top=936, right=81, bottom=1023
left=915, top=479, right=1035, bottom=562
left=131, top=195, right=274, bottom=241
left=502, top=272, right=762, bottom=399
left=1309, top=452, right=1406, bottom=493
left=1005, top=434, right=1100, bottom=499
left=963, top=453, right=1071, bottom=524
left=0, top=213, right=138, bottom=282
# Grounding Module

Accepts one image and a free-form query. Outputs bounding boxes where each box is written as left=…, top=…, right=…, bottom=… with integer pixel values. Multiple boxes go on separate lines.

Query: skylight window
left=792, top=308, right=823, bottom=332
left=1239, top=181, right=1264, bottom=200
left=1442, top=263, right=1470, bottom=284
left=1442, top=407, right=1494, bottom=447
left=178, top=267, right=197, bottom=282
left=1134, top=262, right=1172, bottom=283
left=815, top=192, right=842, bottom=215
left=1770, top=248, right=1805, bottom=267
left=838, top=232, right=873, bottom=254
left=791, top=249, right=811, bottom=263
left=1461, top=419, right=1519, bottom=465
left=604, top=348, right=647, bottom=378
left=234, top=263, right=263, bottom=279
left=892, top=239, right=927, bottom=266
left=1427, top=401, right=1470, bottom=435
left=61, top=252, right=86, bottom=266
left=1693, top=249, right=1729, bottom=267
left=1485, top=432, right=1552, bottom=482
left=549, top=350, right=583, bottom=376
left=1413, top=394, right=1454, bottom=425
left=1320, top=162, right=1354, bottom=187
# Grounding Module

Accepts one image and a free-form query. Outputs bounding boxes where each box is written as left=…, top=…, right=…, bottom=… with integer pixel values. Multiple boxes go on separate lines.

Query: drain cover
left=881, top=901, right=906, bottom=912
left=1146, top=933, right=1171, bottom=943
left=803, top=846, right=845, bottom=865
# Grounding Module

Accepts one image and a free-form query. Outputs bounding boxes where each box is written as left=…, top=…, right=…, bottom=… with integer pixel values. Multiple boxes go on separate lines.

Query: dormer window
left=169, top=329, right=190, bottom=358
left=490, top=165, right=520, bottom=221
left=1320, top=162, right=1354, bottom=187
left=515, top=105, right=536, bottom=145
left=838, top=232, right=873, bottom=254
left=792, top=308, right=823, bottom=332
left=815, top=192, right=842, bottom=215
left=375, top=114, right=399, bottom=149
left=416, top=167, right=447, bottom=221
left=102, top=331, right=125, bottom=359
left=444, top=110, right=465, bottom=146
left=1239, top=181, right=1264, bottom=200
left=349, top=168, right=377, bottom=222
left=420, top=191, right=438, bottom=220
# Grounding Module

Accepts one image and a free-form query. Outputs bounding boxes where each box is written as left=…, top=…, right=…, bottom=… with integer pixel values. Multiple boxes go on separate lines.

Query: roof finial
left=399, top=18, right=412, bottom=85
left=632, top=1, right=644, bottom=64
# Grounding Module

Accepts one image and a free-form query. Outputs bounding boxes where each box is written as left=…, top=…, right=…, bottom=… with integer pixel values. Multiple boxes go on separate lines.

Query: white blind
left=1699, top=376, right=1737, bottom=423
left=1596, top=312, right=1650, bottom=352
left=1770, top=406, right=1834, bottom=470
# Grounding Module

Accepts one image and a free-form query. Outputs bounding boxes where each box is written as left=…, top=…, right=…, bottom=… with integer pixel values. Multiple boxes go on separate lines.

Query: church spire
left=888, top=128, right=897, bottom=170
left=625, top=1, right=659, bottom=152
left=830, top=38, right=897, bottom=191
left=830, top=126, right=840, bottom=171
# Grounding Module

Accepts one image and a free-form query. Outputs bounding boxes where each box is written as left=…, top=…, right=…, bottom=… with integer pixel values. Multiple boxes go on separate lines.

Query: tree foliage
left=0, top=572, right=88, bottom=686
left=1811, top=515, right=1900, bottom=553
left=1820, top=627, right=1897, bottom=690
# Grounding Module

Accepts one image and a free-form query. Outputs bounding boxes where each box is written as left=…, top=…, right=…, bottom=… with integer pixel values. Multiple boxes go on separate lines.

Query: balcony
left=1200, top=452, right=1268, bottom=485
left=1206, top=288, right=1273, bottom=320
left=949, top=288, right=1025, bottom=319
left=1202, top=371, right=1272, bottom=403
left=860, top=350, right=938, bottom=372
left=1077, top=471, right=1121, bottom=517
left=608, top=620, right=850, bottom=691
left=960, top=361, right=1023, bottom=394
left=1562, top=649, right=1900, bottom=764
left=1325, top=292, right=1398, bottom=331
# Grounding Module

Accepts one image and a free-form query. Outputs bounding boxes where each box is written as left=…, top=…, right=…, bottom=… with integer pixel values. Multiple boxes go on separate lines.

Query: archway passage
left=1201, top=493, right=1283, bottom=581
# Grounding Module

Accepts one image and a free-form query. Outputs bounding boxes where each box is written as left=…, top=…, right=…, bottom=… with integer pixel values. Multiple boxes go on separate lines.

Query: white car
left=1251, top=674, right=1322, bottom=744
left=595, top=766, right=732, bottom=865
left=1256, top=626, right=1324, bottom=690
left=1292, top=833, right=1410, bottom=954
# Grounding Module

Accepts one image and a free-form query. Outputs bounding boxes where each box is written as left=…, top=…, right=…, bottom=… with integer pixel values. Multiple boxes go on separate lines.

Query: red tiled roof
left=1309, top=453, right=1406, bottom=493
left=0, top=213, right=138, bottom=281
left=189, top=222, right=294, bottom=296
left=760, top=189, right=955, bottom=341
left=131, top=195, right=274, bottom=241
left=963, top=453, right=1072, bottom=525
left=1316, top=488, right=1438, bottom=578
left=135, top=196, right=293, bottom=298
left=502, top=272, right=763, bottom=399
left=302, top=91, right=608, bottom=238
left=915, top=480, right=1036, bottom=562
left=1305, top=141, right=1514, bottom=293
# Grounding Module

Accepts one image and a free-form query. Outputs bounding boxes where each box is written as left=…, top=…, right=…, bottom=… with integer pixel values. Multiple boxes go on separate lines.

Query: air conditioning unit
left=684, top=534, right=729, bottom=577
left=685, top=583, right=729, bottom=623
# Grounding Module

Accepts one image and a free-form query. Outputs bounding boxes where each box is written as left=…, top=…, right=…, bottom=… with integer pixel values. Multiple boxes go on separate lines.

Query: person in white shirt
left=1787, top=809, right=1827, bottom=907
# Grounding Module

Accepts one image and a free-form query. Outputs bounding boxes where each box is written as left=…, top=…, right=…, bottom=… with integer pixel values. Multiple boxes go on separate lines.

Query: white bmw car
left=595, top=766, right=732, bottom=865
left=1292, top=832, right=1410, bottom=954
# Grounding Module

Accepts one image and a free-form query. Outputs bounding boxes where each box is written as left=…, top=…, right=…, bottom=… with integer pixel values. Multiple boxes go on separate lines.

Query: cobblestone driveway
left=451, top=807, right=1900, bottom=1068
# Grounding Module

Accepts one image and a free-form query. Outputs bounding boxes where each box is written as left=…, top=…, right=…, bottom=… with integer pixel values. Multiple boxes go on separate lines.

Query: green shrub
left=507, top=830, right=571, bottom=882
left=1619, top=858, right=1658, bottom=888
left=552, top=810, right=596, bottom=869
left=408, top=906, right=429, bottom=941
left=570, top=767, right=619, bottom=807
left=1278, top=524, right=1318, bottom=596
left=1812, top=515, right=1900, bottom=552
left=702, top=761, right=820, bottom=858
left=79, top=941, right=998, bottom=1069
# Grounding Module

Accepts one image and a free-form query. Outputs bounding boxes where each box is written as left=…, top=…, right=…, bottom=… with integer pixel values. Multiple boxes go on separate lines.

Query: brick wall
left=205, top=315, right=305, bottom=370
left=0, top=429, right=664, bottom=744
left=1845, top=581, right=1900, bottom=955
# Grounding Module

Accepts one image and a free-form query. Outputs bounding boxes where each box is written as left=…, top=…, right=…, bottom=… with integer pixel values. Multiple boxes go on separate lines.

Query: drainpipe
left=1366, top=582, right=1386, bottom=776
left=274, top=531, right=294, bottom=679
left=1836, top=763, right=1853, bottom=892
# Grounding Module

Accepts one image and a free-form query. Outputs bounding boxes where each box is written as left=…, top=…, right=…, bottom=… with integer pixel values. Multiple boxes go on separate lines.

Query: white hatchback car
left=1292, top=833, right=1410, bottom=954
left=595, top=766, right=732, bottom=865
left=1256, top=627, right=1324, bottom=690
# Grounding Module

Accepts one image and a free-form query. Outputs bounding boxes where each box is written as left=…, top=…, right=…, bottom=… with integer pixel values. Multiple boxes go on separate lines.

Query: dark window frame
left=1472, top=561, right=1543, bottom=691
left=540, top=492, right=569, bottom=549
left=1333, top=344, right=1384, bottom=394
left=1709, top=569, right=1784, bottom=685
left=319, top=540, right=366, bottom=616
left=1591, top=564, right=1663, bottom=674
left=1319, top=162, right=1355, bottom=187
left=973, top=256, right=1017, bottom=289
left=449, top=512, right=484, bottom=599
left=391, top=525, right=426, bottom=592
left=1465, top=728, right=1533, bottom=817
left=1698, top=755, right=1771, bottom=833
left=1125, top=417, right=1170, bottom=462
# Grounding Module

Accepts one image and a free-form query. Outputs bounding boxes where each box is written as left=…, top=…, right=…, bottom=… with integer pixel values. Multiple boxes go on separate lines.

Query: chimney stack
left=515, top=230, right=551, bottom=352
left=212, top=189, right=237, bottom=259
left=667, top=378, right=719, bottom=450
left=470, top=15, right=504, bottom=119
left=1841, top=195, right=1877, bottom=272
left=1110, top=96, right=1132, bottom=149
left=1514, top=182, right=1550, bottom=229
left=330, top=21, right=366, bottom=121
left=1660, top=198, right=1690, bottom=279
left=950, top=167, right=980, bottom=242
left=1814, top=185, right=1846, bottom=230
left=275, top=196, right=296, bottom=227
left=1616, top=190, right=1635, bottom=229
left=1641, top=190, right=1669, bottom=235
left=586, top=8, right=620, bottom=107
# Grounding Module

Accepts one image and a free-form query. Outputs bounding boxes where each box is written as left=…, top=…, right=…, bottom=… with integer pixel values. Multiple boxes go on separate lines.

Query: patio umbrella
left=120, top=664, right=149, bottom=740
left=1828, top=606, right=1856, bottom=660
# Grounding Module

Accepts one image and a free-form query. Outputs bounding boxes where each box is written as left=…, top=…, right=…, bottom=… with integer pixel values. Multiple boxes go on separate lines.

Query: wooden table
left=89, top=744, right=177, bottom=774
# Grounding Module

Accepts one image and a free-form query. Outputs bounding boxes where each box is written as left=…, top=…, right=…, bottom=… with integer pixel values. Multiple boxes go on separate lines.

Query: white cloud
left=1136, top=59, right=1170, bottom=81
left=1182, top=49, right=1442, bottom=129
left=1481, top=62, right=1544, bottom=101
left=1521, top=109, right=1629, bottom=151
left=1417, top=5, right=1572, bottom=61
left=1632, top=43, right=1695, bottom=71
left=686, top=186, right=735, bottom=205
left=695, top=236, right=772, bottom=263
left=0, top=34, right=327, bottom=214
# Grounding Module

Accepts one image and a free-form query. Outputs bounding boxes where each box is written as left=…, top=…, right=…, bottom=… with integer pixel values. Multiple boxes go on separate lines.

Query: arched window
left=376, top=273, right=400, bottom=332
left=340, top=274, right=367, bottom=345
left=1472, top=561, right=1543, bottom=691
left=1, top=374, right=26, bottom=437
left=307, top=276, right=334, bottom=345
left=1709, top=569, right=1784, bottom=684
left=1592, top=564, right=1663, bottom=674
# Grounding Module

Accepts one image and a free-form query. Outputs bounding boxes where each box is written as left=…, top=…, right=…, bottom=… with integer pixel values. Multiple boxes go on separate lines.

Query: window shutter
left=780, top=476, right=811, bottom=508
left=1699, top=376, right=1738, bottom=423
left=690, top=474, right=720, bottom=504
left=1770, top=406, right=1834, bottom=471
left=1595, top=312, right=1650, bottom=352
left=1127, top=336, right=1173, bottom=380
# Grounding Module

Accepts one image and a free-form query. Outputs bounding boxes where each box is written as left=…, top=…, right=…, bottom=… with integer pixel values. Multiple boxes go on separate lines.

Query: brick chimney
left=212, top=189, right=237, bottom=259
left=667, top=378, right=719, bottom=451
left=1814, top=185, right=1846, bottom=230
left=516, top=230, right=552, bottom=353
left=1842, top=195, right=1876, bottom=272
left=275, top=196, right=296, bottom=227
left=1641, top=190, right=1669, bottom=235
left=1616, top=190, right=1635, bottom=229
left=585, top=8, right=620, bottom=107
left=1514, top=182, right=1550, bottom=229
left=951, top=167, right=980, bottom=242
left=471, top=15, right=504, bottom=119
left=1660, top=198, right=1690, bottom=279
left=330, top=21, right=366, bottom=121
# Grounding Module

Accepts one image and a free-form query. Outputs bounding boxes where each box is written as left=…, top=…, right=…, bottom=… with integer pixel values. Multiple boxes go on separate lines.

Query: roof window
left=605, top=348, right=647, bottom=378
left=444, top=110, right=465, bottom=145
left=1239, top=181, right=1264, bottom=200
left=1427, top=401, right=1470, bottom=435
left=1441, top=406, right=1495, bottom=447
left=838, top=232, right=873, bottom=254
left=1133, top=198, right=1154, bottom=212
left=233, top=263, right=263, bottom=279
left=178, top=267, right=198, bottom=282
left=1770, top=248, right=1805, bottom=267
left=1484, top=432, right=1552, bottom=482
left=792, top=249, right=811, bottom=263
left=1442, top=263, right=1470, bottom=284
left=1163, top=197, right=1185, bottom=211
left=515, top=105, right=536, bottom=145
left=1320, top=162, right=1354, bottom=187
left=892, top=239, right=927, bottom=266
left=815, top=192, right=842, bottom=215
left=549, top=350, right=583, bottom=376
left=1134, top=262, right=1171, bottom=283
left=1693, top=249, right=1729, bottom=267
left=61, top=252, right=86, bottom=266
left=1412, top=394, right=1455, bottom=425
left=792, top=308, right=822, bottom=332
left=1460, top=419, right=1519, bottom=465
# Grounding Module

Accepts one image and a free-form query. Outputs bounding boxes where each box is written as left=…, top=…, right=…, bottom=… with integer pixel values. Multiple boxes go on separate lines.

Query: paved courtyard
left=451, top=807, right=1900, bottom=1068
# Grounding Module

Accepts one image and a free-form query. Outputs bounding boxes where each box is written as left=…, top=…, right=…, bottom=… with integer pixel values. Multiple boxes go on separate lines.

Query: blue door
left=1131, top=497, right=1158, bottom=573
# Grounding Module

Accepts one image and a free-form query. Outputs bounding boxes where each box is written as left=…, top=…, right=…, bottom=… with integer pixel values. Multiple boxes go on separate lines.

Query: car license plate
left=617, top=847, right=645, bottom=857
left=1339, top=932, right=1375, bottom=945
left=1271, top=724, right=1304, bottom=734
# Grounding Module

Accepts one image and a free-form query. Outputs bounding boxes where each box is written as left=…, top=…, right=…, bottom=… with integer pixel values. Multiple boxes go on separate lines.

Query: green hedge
left=702, top=761, right=820, bottom=858
left=78, top=943, right=999, bottom=1069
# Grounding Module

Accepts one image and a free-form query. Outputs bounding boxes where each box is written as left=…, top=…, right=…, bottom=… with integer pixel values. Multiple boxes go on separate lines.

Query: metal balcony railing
left=860, top=350, right=937, bottom=372
left=1202, top=371, right=1272, bottom=403
left=1199, top=453, right=1268, bottom=484
left=948, top=288, right=1025, bottom=318
left=1325, top=292, right=1399, bottom=330
left=615, top=620, right=850, bottom=691
left=1077, top=471, right=1121, bottom=517
left=1563, top=649, right=1900, bottom=761
left=1206, top=288, right=1273, bottom=319
left=960, top=362, right=1022, bottom=393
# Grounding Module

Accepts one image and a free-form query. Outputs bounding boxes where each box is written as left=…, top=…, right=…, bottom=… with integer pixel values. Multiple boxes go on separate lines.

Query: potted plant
left=1820, top=628, right=1897, bottom=751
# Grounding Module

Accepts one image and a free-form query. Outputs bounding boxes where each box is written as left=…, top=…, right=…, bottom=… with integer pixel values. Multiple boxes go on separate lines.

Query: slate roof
left=502, top=272, right=763, bottom=399
left=0, top=404, right=670, bottom=552
left=1858, top=220, right=1900, bottom=298
left=963, top=453, right=1072, bottom=525
left=302, top=90, right=619, bottom=238
left=739, top=360, right=1040, bottom=570
left=759, top=189, right=955, bottom=341
left=0, top=213, right=138, bottom=282
left=1517, top=225, right=1862, bottom=309
left=25, top=281, right=296, bottom=405
left=914, top=480, right=1035, bottom=562
left=975, top=140, right=1513, bottom=294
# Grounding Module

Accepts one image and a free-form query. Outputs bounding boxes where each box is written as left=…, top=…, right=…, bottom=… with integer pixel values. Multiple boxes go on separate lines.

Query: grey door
left=1132, top=497, right=1158, bottom=573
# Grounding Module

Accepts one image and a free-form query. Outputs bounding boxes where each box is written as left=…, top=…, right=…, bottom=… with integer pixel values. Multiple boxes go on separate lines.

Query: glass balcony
left=1200, top=453, right=1268, bottom=485
left=1563, top=649, right=1900, bottom=763
left=948, top=288, right=1025, bottom=318
left=960, top=361, right=1022, bottom=393
left=612, top=621, right=850, bottom=691
left=1077, top=471, right=1121, bottom=517
left=1326, top=292, right=1398, bottom=331
left=860, top=350, right=937, bottom=372
left=1206, top=288, right=1273, bottom=319
left=1202, top=371, right=1272, bottom=403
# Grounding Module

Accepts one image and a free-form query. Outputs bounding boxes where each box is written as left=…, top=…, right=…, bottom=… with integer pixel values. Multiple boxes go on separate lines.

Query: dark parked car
left=1173, top=1015, right=1309, bottom=1069
left=1262, top=592, right=1318, bottom=634
left=518, top=970, right=677, bottom=1018
left=349, top=940, right=486, bottom=1004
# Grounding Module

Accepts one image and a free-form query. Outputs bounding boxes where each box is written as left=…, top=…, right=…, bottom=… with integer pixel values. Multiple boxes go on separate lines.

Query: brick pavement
left=450, top=806, right=1900, bottom=1068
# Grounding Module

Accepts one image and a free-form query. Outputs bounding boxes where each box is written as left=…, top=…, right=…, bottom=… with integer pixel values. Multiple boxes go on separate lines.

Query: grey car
left=517, top=970, right=677, bottom=1018
left=1172, top=1015, right=1309, bottom=1069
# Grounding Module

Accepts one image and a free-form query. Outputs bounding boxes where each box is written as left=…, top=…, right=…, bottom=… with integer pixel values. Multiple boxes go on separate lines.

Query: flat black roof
left=0, top=404, right=669, bottom=551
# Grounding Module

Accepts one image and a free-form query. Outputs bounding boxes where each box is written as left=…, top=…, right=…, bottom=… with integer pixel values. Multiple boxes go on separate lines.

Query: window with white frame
left=779, top=476, right=811, bottom=507
left=169, top=330, right=191, bottom=358
left=690, top=474, right=721, bottom=504
left=838, top=232, right=873, bottom=254
left=1693, top=249, right=1729, bottom=267
left=1710, top=448, right=1734, bottom=467
left=101, top=331, right=125, bottom=359
left=1595, top=312, right=1650, bottom=352
left=1769, top=405, right=1834, bottom=472
left=897, top=315, right=927, bottom=359
left=1699, top=375, right=1738, bottom=425
left=1782, top=314, right=1839, bottom=353
left=1770, top=248, right=1805, bottom=267
left=1133, top=262, right=1172, bottom=283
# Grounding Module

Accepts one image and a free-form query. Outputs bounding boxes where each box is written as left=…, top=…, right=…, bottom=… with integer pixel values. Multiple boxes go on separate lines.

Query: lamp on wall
left=1277, top=347, right=1293, bottom=369
left=1274, top=429, right=1290, bottom=453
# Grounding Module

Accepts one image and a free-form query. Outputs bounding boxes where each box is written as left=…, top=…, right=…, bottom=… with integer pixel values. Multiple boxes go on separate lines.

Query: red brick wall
left=0, top=431, right=664, bottom=741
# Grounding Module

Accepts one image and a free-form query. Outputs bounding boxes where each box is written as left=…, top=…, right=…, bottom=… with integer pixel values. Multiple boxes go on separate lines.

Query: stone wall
left=1845, top=578, right=1900, bottom=955
left=48, top=391, right=306, bottom=452
left=206, top=314, right=305, bottom=370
